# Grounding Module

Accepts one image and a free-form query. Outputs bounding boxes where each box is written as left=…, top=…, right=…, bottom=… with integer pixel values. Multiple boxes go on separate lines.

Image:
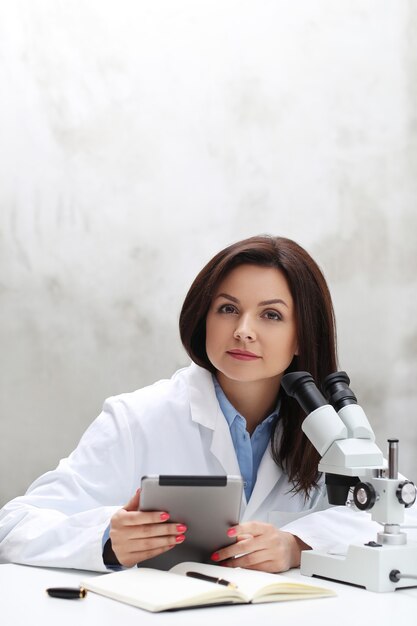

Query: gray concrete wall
left=1, top=1, right=416, bottom=506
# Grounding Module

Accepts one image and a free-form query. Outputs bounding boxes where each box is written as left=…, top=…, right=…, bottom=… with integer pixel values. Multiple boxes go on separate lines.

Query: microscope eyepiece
left=281, top=372, right=328, bottom=415
left=323, top=371, right=358, bottom=411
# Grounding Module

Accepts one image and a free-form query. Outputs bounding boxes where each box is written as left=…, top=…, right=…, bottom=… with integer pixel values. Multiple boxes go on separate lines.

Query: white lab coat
left=0, top=363, right=415, bottom=571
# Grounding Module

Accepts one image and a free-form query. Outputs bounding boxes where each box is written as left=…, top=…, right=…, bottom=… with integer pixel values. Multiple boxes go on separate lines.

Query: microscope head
left=281, top=371, right=383, bottom=505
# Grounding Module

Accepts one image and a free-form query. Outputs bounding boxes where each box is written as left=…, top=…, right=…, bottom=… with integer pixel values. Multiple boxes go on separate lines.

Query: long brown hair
left=179, top=235, right=338, bottom=495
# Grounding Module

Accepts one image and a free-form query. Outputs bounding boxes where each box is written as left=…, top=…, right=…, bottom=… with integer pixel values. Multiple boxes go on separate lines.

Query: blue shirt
left=213, top=376, right=279, bottom=502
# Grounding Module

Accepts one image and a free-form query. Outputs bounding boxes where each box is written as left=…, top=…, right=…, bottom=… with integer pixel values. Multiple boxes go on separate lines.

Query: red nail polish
left=211, top=552, right=219, bottom=561
left=160, top=513, right=170, bottom=521
left=176, top=524, right=187, bottom=533
left=176, top=534, right=185, bottom=543
left=227, top=528, right=237, bottom=537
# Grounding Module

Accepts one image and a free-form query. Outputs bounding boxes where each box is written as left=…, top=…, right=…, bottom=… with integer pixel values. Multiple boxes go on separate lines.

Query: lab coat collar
left=186, top=362, right=241, bottom=477
left=186, top=362, right=219, bottom=429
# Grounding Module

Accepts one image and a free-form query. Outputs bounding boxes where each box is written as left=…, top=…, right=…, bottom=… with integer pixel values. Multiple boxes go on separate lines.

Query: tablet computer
left=138, top=474, right=243, bottom=570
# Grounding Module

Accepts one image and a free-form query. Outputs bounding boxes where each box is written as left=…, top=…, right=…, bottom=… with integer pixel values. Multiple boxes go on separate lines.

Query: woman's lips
left=226, top=350, right=261, bottom=361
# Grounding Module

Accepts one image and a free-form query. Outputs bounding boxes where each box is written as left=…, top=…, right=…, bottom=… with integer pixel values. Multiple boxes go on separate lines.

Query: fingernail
left=176, top=534, right=185, bottom=543
left=160, top=513, right=170, bottom=521
left=227, top=528, right=237, bottom=537
left=211, top=552, right=219, bottom=561
left=176, top=524, right=187, bottom=533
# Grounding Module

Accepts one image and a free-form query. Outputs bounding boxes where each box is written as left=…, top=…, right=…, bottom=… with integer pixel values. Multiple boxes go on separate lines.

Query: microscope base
left=300, top=541, right=417, bottom=592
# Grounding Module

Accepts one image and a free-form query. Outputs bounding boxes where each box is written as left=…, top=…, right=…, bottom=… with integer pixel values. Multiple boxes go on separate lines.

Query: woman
left=0, top=235, right=341, bottom=572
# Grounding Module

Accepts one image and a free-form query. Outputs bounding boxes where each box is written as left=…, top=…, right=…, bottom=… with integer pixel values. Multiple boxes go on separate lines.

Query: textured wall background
left=1, top=1, right=416, bottom=506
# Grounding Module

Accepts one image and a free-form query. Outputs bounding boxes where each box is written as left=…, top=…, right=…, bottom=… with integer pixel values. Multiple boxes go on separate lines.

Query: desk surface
left=2, top=563, right=416, bottom=626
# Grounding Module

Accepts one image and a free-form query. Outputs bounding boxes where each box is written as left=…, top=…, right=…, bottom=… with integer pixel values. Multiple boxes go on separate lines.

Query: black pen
left=186, top=571, right=237, bottom=589
left=46, top=587, right=87, bottom=599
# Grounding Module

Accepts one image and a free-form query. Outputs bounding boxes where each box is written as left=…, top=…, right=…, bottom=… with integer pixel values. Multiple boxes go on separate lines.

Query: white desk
left=2, top=563, right=416, bottom=626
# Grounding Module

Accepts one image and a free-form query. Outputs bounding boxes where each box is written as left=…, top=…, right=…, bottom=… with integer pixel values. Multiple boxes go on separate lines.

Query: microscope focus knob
left=353, top=482, right=377, bottom=510
left=396, top=481, right=416, bottom=508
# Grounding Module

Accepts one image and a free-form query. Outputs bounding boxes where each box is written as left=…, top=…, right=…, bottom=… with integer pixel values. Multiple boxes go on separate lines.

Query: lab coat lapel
left=242, top=445, right=282, bottom=521
left=209, top=414, right=241, bottom=476
left=187, top=363, right=241, bottom=476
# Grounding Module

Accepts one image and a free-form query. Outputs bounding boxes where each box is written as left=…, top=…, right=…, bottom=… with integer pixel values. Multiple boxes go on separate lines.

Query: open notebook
left=81, top=561, right=336, bottom=612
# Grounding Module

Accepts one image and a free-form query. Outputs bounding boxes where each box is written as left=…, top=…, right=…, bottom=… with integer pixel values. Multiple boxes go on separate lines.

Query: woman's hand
left=109, top=490, right=187, bottom=568
left=211, top=522, right=310, bottom=573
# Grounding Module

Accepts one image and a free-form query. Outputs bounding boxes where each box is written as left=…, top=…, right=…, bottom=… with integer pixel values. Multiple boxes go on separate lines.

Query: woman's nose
left=233, top=317, right=256, bottom=341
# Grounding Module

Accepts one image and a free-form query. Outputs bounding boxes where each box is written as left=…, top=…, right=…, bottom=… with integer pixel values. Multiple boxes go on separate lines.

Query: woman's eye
left=263, top=310, right=282, bottom=321
left=218, top=304, right=238, bottom=314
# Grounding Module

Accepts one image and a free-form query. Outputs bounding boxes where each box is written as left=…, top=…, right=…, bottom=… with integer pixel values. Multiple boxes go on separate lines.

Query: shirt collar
left=212, top=375, right=280, bottom=428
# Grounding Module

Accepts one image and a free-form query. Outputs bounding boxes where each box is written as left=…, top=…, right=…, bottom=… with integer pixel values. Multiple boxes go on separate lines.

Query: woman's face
left=205, top=264, right=298, bottom=387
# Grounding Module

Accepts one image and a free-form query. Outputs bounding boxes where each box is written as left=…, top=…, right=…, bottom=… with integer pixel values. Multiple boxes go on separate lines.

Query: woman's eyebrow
left=216, top=292, right=239, bottom=303
left=258, top=298, right=289, bottom=308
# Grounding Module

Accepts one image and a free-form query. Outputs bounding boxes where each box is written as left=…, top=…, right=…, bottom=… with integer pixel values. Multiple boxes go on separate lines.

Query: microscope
left=281, top=371, right=417, bottom=592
